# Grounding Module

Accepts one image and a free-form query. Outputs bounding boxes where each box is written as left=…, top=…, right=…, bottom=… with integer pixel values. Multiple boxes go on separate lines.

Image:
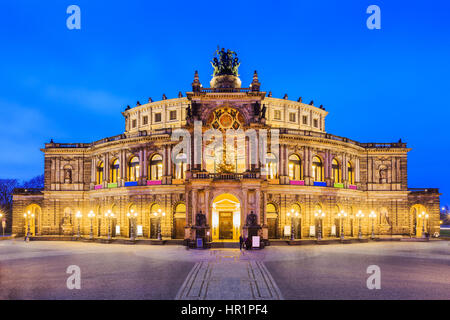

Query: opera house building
left=12, top=50, right=441, bottom=245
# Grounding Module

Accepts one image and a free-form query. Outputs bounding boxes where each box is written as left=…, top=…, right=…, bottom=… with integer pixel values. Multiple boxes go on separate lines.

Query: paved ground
left=0, top=239, right=449, bottom=299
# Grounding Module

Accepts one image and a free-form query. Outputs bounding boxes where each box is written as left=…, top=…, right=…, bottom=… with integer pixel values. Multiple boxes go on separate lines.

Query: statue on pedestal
left=246, top=211, right=258, bottom=227
left=195, top=210, right=207, bottom=227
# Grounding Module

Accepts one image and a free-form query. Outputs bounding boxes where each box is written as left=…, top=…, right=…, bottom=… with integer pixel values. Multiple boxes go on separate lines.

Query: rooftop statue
left=210, top=47, right=240, bottom=77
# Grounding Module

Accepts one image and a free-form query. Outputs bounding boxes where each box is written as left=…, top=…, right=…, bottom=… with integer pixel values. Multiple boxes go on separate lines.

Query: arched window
left=149, top=154, right=163, bottom=180
left=266, top=153, right=278, bottom=179
left=96, top=161, right=104, bottom=185
left=312, top=156, right=324, bottom=182
left=331, top=158, right=341, bottom=183
left=174, top=153, right=187, bottom=180
left=128, top=156, right=140, bottom=182
left=110, top=159, right=120, bottom=183
left=288, top=154, right=302, bottom=180
left=266, top=203, right=278, bottom=239
left=174, top=203, right=186, bottom=239
left=348, top=161, right=354, bottom=184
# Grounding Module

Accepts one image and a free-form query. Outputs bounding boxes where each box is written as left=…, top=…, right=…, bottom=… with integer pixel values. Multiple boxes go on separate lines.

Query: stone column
left=204, top=189, right=210, bottom=225
left=91, top=158, right=96, bottom=186
left=192, top=190, right=197, bottom=225
left=104, top=153, right=109, bottom=186
left=256, top=189, right=261, bottom=226
left=139, top=149, right=144, bottom=185
left=168, top=145, right=173, bottom=177
left=355, top=158, right=360, bottom=183
left=245, top=137, right=250, bottom=171
left=143, top=149, right=148, bottom=182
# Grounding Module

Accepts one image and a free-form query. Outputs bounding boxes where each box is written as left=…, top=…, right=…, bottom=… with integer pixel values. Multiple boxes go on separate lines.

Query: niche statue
left=195, top=210, right=207, bottom=227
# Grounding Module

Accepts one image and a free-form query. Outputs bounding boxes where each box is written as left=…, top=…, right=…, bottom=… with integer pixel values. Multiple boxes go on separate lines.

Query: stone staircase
left=209, top=241, right=240, bottom=249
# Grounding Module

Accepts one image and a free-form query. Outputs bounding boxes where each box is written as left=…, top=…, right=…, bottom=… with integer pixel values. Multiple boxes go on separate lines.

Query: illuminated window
left=110, top=159, right=120, bottom=183
left=174, top=153, right=187, bottom=179
left=331, top=158, right=341, bottom=183
left=96, top=161, right=104, bottom=185
left=128, top=156, right=140, bottom=182
left=149, top=154, right=163, bottom=180
left=311, top=156, right=323, bottom=182
left=288, top=154, right=302, bottom=180
left=348, top=161, right=354, bottom=184
left=266, top=153, right=278, bottom=179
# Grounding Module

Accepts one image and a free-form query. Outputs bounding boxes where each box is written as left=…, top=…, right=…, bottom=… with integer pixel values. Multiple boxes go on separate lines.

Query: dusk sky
left=0, top=0, right=449, bottom=204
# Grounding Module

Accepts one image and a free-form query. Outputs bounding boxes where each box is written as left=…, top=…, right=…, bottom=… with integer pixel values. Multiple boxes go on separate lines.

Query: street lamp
left=314, top=210, right=325, bottom=240
left=153, top=209, right=165, bottom=240
left=418, top=211, right=429, bottom=238
left=356, top=210, right=364, bottom=239
left=337, top=210, right=347, bottom=240
left=75, top=211, right=82, bottom=239
left=127, top=209, right=138, bottom=241
left=0, top=212, right=4, bottom=237
left=23, top=210, right=35, bottom=242
left=288, top=209, right=299, bottom=240
left=369, top=211, right=377, bottom=239
left=105, top=210, right=115, bottom=240
left=88, top=210, right=95, bottom=240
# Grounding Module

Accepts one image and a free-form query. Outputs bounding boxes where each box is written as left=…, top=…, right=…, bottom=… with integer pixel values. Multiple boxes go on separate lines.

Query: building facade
left=12, top=51, right=441, bottom=242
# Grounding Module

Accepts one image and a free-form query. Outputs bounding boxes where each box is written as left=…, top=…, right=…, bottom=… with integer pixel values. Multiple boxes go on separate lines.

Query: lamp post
left=105, top=210, right=115, bottom=240
left=337, top=210, right=347, bottom=240
left=23, top=211, right=34, bottom=242
left=0, top=213, right=4, bottom=237
left=88, top=211, right=95, bottom=240
left=75, top=211, right=82, bottom=239
left=369, top=211, right=377, bottom=239
left=356, top=210, right=364, bottom=239
left=127, top=209, right=138, bottom=241
left=288, top=209, right=299, bottom=240
left=314, top=210, right=325, bottom=240
left=153, top=209, right=165, bottom=240
left=418, top=211, right=429, bottom=238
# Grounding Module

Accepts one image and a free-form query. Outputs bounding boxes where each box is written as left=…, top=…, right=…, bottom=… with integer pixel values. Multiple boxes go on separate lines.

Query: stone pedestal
left=62, top=223, right=73, bottom=236
left=243, top=225, right=261, bottom=238
left=191, top=225, right=211, bottom=242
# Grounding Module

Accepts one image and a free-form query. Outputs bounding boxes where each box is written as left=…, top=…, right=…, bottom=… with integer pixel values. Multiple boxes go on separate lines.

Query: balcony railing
left=13, top=188, right=43, bottom=195
left=45, top=129, right=173, bottom=149
left=199, top=87, right=252, bottom=93
left=192, top=172, right=260, bottom=180
left=45, top=128, right=406, bottom=151
left=279, top=129, right=407, bottom=149
left=408, top=188, right=439, bottom=193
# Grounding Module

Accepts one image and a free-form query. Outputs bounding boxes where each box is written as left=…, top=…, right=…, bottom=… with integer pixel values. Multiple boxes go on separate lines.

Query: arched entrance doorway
left=411, top=204, right=428, bottom=237
left=211, top=193, right=241, bottom=241
left=24, top=204, right=41, bottom=236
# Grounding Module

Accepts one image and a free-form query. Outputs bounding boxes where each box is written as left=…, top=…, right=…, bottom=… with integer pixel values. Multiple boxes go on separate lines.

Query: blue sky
left=0, top=0, right=449, bottom=204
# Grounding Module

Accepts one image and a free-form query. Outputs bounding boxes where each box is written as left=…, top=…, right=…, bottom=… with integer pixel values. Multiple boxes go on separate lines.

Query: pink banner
left=147, top=180, right=162, bottom=185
